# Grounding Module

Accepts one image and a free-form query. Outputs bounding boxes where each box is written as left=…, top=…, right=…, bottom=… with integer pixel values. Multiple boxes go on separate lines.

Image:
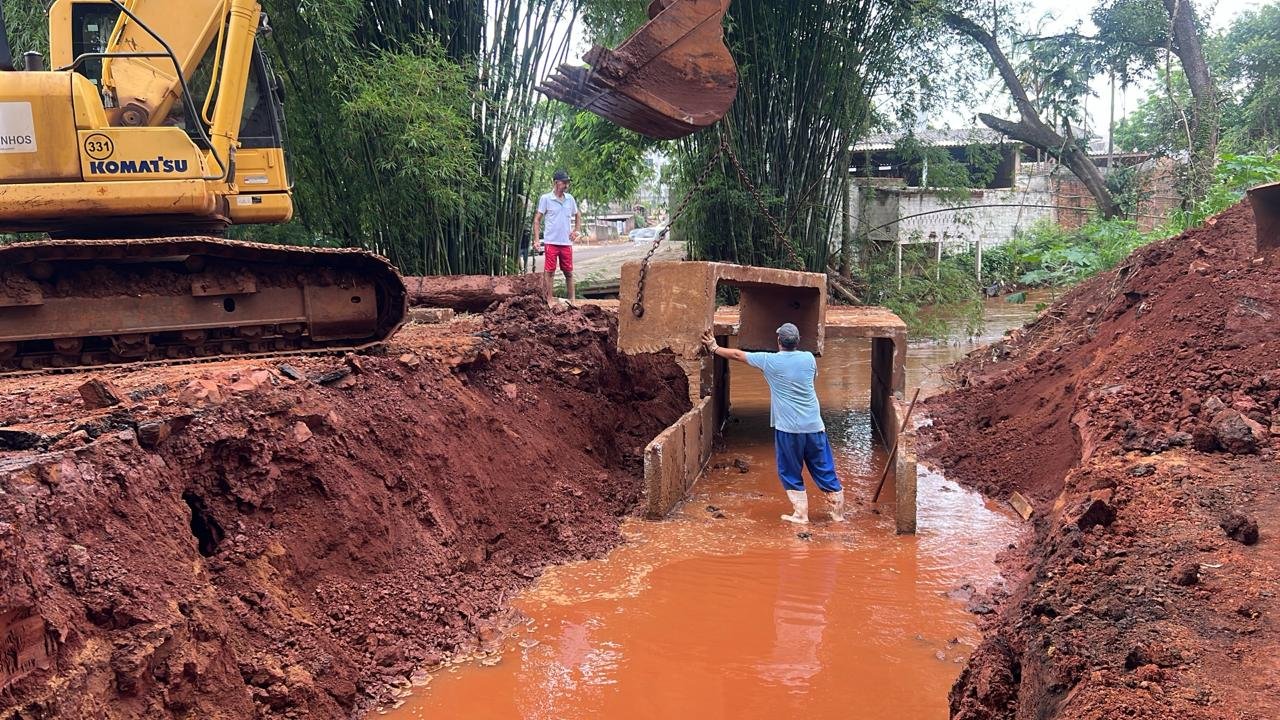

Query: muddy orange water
left=375, top=294, right=1049, bottom=720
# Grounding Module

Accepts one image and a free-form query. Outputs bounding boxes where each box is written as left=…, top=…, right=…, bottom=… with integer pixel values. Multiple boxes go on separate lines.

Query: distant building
left=585, top=213, right=636, bottom=242
left=848, top=129, right=1179, bottom=257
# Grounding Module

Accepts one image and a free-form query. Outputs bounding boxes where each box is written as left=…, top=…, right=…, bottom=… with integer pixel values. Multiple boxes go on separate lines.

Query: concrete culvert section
left=376, top=314, right=1035, bottom=719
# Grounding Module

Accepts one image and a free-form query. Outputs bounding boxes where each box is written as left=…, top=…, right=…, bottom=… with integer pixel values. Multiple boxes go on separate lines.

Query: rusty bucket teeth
left=537, top=0, right=737, bottom=139
left=1247, top=182, right=1280, bottom=252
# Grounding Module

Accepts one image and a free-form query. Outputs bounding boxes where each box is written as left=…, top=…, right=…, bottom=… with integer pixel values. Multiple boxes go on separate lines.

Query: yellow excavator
left=0, top=0, right=405, bottom=370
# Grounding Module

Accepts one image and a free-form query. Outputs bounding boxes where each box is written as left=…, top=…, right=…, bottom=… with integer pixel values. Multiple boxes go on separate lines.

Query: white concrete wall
left=850, top=168, right=1056, bottom=252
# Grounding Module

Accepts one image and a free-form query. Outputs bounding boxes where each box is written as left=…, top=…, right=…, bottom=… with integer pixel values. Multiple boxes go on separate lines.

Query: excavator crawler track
left=0, top=238, right=407, bottom=372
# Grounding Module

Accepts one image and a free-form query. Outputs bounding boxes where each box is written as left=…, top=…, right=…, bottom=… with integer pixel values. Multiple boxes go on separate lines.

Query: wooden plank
left=1008, top=491, right=1034, bottom=521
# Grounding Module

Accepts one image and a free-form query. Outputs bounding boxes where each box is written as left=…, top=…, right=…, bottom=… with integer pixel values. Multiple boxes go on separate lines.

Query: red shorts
left=544, top=244, right=573, bottom=272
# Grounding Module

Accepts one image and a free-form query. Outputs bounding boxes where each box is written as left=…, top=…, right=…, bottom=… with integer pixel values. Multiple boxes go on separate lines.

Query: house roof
left=854, top=127, right=1007, bottom=152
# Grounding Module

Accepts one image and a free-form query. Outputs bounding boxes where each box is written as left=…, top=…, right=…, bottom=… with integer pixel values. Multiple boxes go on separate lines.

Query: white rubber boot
left=826, top=490, right=846, bottom=522
left=781, top=489, right=809, bottom=524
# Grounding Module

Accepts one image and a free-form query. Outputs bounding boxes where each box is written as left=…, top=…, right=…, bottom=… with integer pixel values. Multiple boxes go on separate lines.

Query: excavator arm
left=99, top=0, right=228, bottom=128
left=537, top=0, right=737, bottom=139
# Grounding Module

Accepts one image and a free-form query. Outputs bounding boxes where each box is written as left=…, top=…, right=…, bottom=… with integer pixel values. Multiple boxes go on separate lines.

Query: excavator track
left=0, top=238, right=407, bottom=372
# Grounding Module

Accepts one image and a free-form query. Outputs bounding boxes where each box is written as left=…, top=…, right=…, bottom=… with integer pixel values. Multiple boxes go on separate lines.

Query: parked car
left=628, top=226, right=666, bottom=242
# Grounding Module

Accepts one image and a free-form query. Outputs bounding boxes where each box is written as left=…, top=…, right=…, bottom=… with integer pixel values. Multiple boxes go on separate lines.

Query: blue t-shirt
left=745, top=350, right=824, bottom=434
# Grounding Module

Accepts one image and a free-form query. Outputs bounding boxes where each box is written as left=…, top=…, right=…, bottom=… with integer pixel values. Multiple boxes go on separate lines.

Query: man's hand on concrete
left=701, top=330, right=718, bottom=352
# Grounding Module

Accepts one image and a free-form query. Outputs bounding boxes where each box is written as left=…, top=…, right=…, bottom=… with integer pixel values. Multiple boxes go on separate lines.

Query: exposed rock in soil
left=923, top=201, right=1280, bottom=720
left=0, top=299, right=688, bottom=719
left=1221, top=511, right=1260, bottom=546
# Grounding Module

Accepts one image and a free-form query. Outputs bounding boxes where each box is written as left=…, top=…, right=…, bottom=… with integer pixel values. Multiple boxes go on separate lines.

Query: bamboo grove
left=669, top=0, right=916, bottom=273
left=246, top=0, right=580, bottom=275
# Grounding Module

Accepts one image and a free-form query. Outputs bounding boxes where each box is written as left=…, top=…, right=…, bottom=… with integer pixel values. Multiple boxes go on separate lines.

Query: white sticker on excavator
left=0, top=102, right=37, bottom=154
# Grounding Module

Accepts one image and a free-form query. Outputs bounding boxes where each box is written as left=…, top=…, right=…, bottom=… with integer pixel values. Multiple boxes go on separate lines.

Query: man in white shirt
left=532, top=169, right=583, bottom=304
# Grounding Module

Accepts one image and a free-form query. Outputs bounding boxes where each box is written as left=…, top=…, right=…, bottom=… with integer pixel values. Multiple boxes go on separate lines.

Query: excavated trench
left=369, top=297, right=1048, bottom=719
left=5, top=200, right=1275, bottom=720
left=0, top=298, right=688, bottom=719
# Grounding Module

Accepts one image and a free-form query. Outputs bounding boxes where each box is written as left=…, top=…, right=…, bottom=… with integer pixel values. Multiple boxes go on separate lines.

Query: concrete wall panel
left=644, top=398, right=714, bottom=519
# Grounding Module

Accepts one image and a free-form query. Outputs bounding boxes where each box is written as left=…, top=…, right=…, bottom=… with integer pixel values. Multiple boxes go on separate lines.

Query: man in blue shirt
left=701, top=323, right=845, bottom=524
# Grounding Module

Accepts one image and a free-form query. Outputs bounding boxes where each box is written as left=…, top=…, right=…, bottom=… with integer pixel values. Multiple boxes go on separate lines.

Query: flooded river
left=376, top=293, right=1049, bottom=720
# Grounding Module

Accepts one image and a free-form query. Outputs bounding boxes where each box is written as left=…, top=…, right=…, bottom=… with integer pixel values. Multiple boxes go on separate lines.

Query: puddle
left=374, top=295, right=1045, bottom=720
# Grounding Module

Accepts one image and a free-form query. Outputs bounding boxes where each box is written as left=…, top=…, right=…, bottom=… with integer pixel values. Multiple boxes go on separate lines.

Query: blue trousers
left=774, top=430, right=842, bottom=493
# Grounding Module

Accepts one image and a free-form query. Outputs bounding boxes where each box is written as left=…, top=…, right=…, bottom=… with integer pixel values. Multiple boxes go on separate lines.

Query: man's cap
left=776, top=322, right=800, bottom=343
left=553, top=169, right=571, bottom=182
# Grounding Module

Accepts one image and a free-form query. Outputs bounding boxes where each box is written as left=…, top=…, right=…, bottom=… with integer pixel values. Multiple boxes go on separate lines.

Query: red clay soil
left=920, top=200, right=1280, bottom=720
left=0, top=297, right=688, bottom=719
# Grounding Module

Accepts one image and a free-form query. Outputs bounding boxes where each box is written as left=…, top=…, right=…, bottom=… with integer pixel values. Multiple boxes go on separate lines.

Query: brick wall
left=1051, top=157, right=1180, bottom=232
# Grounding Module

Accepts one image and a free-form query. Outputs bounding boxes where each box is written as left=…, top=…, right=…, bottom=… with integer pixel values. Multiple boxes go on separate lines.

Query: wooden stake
left=872, top=387, right=921, bottom=503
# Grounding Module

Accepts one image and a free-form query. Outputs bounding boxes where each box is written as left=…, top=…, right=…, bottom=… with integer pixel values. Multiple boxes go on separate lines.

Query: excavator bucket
left=537, top=0, right=737, bottom=139
left=1247, top=182, right=1280, bottom=251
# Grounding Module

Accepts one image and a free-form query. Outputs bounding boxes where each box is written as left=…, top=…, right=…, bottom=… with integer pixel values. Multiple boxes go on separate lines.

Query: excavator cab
left=0, top=0, right=292, bottom=235
left=0, top=1, right=407, bottom=371
left=537, top=0, right=737, bottom=139
left=0, top=4, right=13, bottom=72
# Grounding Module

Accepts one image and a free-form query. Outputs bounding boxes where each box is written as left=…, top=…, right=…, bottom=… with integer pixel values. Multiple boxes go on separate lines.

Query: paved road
left=521, top=238, right=687, bottom=292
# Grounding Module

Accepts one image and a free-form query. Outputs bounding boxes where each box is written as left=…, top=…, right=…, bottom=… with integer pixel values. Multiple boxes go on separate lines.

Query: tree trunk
left=1162, top=0, right=1219, bottom=197
left=404, top=273, right=543, bottom=311
left=941, top=11, right=1122, bottom=219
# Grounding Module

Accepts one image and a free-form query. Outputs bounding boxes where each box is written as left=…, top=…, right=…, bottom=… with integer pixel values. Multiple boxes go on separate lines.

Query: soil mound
left=0, top=299, right=688, bottom=718
left=921, top=201, right=1280, bottom=720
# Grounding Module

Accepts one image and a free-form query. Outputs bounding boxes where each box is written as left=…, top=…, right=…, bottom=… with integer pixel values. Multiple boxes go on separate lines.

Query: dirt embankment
left=921, top=201, right=1280, bottom=720
left=0, top=298, right=688, bottom=719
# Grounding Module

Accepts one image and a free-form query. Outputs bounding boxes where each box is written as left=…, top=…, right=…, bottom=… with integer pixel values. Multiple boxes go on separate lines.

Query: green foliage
left=676, top=0, right=916, bottom=272
left=578, top=0, right=649, bottom=46
left=342, top=44, right=483, bottom=213
left=1174, top=152, right=1280, bottom=228
left=1112, top=6, right=1280, bottom=158
left=861, top=245, right=983, bottom=338
left=978, top=153, right=1280, bottom=293
left=1091, top=0, right=1169, bottom=84
left=547, top=110, right=656, bottom=208
left=1111, top=68, right=1190, bottom=156
left=240, top=0, right=577, bottom=274
left=1018, top=29, right=1102, bottom=125
left=1, top=0, right=49, bottom=59
left=987, top=218, right=1151, bottom=287
left=338, top=42, right=489, bottom=271
left=1219, top=4, right=1280, bottom=153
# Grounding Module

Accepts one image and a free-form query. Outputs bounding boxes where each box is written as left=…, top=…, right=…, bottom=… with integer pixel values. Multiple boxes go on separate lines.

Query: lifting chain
left=631, top=139, right=725, bottom=318
left=632, top=130, right=805, bottom=319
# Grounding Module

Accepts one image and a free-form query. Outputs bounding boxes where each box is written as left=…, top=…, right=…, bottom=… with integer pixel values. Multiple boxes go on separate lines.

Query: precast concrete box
left=618, top=261, right=827, bottom=365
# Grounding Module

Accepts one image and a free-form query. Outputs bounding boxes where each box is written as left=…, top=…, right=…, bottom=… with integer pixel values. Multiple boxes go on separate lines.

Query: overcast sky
left=1028, top=0, right=1271, bottom=140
